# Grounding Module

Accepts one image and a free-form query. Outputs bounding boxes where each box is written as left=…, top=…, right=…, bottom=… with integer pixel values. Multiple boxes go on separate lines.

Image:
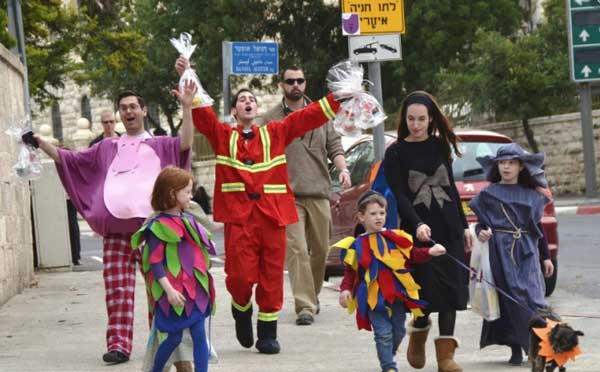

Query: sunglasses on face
left=283, top=78, right=306, bottom=85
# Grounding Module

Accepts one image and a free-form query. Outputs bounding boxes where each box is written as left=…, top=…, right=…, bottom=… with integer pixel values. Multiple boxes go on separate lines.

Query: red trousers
left=224, top=208, right=286, bottom=313
left=103, top=236, right=136, bottom=356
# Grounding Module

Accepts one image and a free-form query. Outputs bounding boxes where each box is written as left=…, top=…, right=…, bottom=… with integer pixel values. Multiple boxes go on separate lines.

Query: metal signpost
left=342, top=0, right=405, bottom=160
left=221, top=41, right=279, bottom=124
left=567, top=0, right=599, bottom=197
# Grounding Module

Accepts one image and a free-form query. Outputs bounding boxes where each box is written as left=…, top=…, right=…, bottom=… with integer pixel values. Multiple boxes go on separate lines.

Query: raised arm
left=172, top=79, right=198, bottom=152
left=36, top=136, right=61, bottom=163
left=280, top=94, right=340, bottom=145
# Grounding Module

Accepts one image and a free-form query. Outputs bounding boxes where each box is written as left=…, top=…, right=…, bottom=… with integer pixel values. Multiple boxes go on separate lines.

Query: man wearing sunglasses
left=89, top=110, right=120, bottom=147
left=260, top=66, right=351, bottom=327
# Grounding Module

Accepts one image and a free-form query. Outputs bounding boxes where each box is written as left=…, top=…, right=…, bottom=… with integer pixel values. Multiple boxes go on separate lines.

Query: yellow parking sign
left=342, top=0, right=405, bottom=34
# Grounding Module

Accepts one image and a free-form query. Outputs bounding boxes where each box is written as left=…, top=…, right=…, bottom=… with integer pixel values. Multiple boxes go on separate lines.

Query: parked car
left=326, top=130, right=559, bottom=296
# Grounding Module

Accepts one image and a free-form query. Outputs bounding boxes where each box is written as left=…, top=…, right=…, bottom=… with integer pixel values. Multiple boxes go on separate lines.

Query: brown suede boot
left=434, top=337, right=463, bottom=372
left=174, top=361, right=194, bottom=372
left=406, top=319, right=431, bottom=369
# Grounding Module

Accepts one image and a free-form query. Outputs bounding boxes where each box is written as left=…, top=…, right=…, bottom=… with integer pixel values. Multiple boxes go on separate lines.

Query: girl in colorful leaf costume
left=132, top=166, right=216, bottom=372
left=336, top=191, right=446, bottom=372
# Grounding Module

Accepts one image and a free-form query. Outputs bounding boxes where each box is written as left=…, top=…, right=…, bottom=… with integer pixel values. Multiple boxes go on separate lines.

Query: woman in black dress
left=383, top=91, right=473, bottom=372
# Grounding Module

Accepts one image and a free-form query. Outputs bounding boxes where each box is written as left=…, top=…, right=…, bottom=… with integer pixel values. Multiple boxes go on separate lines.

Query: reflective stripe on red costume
left=192, top=94, right=339, bottom=313
left=191, top=94, right=339, bottom=226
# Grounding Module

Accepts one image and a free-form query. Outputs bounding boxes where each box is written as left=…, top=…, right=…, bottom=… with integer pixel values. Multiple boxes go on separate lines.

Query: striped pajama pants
left=103, top=236, right=136, bottom=356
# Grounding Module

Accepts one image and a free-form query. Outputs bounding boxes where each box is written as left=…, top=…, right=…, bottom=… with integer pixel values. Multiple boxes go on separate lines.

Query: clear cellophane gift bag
left=326, top=60, right=386, bottom=136
left=170, top=32, right=214, bottom=107
left=4, top=115, right=42, bottom=180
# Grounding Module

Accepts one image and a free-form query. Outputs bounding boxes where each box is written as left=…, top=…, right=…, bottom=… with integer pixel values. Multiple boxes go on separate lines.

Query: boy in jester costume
left=132, top=167, right=216, bottom=372
left=336, top=191, right=446, bottom=372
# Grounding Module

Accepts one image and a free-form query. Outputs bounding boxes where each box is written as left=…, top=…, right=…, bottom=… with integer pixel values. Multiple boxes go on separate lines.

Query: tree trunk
left=521, top=117, right=539, bottom=153
left=167, top=114, right=176, bottom=136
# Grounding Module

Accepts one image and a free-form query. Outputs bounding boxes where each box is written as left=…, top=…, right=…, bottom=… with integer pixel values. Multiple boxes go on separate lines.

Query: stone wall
left=0, top=44, right=35, bottom=306
left=477, top=111, right=600, bottom=195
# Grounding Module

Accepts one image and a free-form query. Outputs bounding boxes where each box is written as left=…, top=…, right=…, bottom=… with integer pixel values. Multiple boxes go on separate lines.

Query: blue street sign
left=231, top=42, right=278, bottom=75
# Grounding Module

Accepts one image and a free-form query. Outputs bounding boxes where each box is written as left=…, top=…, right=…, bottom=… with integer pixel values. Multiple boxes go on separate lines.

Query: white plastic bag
left=4, top=115, right=42, bottom=180
left=326, top=60, right=386, bottom=136
left=170, top=32, right=214, bottom=107
left=468, top=224, right=500, bottom=321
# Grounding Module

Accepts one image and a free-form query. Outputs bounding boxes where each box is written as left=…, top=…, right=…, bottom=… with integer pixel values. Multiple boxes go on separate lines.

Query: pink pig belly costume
left=55, top=134, right=190, bottom=357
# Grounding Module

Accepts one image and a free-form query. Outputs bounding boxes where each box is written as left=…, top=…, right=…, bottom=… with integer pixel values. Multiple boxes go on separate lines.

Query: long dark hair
left=395, top=91, right=461, bottom=162
left=488, top=161, right=538, bottom=189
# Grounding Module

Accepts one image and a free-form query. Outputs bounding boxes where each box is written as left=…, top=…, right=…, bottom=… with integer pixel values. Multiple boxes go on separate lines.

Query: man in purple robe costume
left=36, top=87, right=196, bottom=369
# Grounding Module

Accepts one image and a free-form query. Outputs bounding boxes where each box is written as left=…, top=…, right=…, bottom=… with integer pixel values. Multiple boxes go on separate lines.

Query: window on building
left=51, top=102, right=63, bottom=142
left=81, top=95, right=92, bottom=123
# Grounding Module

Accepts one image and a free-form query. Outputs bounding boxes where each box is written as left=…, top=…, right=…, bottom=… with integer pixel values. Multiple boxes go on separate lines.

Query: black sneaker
left=102, top=351, right=129, bottom=364
left=295, top=313, right=314, bottom=326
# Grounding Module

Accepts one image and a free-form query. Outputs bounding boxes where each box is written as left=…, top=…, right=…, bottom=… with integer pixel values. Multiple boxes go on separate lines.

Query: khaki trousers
left=286, top=197, right=331, bottom=316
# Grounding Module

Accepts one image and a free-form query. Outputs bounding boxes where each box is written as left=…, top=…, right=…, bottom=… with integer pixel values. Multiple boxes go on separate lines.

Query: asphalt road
left=78, top=226, right=225, bottom=271
left=555, top=214, right=600, bottom=301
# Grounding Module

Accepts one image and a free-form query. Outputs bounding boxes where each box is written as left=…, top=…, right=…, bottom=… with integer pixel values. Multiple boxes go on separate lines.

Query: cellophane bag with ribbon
left=326, top=60, right=386, bottom=136
left=170, top=32, right=214, bottom=107
left=4, top=115, right=42, bottom=180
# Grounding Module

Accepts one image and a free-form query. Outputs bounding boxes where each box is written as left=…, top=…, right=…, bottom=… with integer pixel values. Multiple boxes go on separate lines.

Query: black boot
left=255, top=319, right=280, bottom=354
left=232, top=303, right=254, bottom=348
left=508, top=344, right=523, bottom=365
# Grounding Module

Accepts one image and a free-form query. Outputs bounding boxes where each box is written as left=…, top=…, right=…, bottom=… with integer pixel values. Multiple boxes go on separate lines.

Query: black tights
left=413, top=311, right=456, bottom=336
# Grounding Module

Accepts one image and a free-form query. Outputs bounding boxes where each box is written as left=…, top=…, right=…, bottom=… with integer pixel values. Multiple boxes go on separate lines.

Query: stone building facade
left=30, top=79, right=114, bottom=150
left=0, top=44, right=35, bottom=306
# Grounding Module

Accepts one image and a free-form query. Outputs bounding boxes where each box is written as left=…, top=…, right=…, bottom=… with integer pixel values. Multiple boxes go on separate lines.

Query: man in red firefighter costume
left=176, top=57, right=340, bottom=354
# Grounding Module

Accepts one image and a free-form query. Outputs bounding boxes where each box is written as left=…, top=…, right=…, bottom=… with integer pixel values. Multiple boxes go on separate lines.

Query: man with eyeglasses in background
left=259, top=66, right=351, bottom=326
left=35, top=86, right=197, bottom=370
left=89, top=110, right=120, bottom=147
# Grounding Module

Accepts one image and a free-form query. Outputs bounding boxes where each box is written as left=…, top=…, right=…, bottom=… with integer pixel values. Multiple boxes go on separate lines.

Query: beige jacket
left=258, top=97, right=344, bottom=199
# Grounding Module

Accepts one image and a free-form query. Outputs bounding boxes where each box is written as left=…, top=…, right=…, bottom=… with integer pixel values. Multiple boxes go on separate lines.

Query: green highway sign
left=568, top=1, right=600, bottom=82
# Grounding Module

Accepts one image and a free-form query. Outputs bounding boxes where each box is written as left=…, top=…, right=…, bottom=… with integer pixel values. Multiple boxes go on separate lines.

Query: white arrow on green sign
left=568, top=2, right=600, bottom=81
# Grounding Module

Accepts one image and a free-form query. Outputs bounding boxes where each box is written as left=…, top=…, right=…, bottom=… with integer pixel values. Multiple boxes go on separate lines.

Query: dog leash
left=429, top=239, right=537, bottom=318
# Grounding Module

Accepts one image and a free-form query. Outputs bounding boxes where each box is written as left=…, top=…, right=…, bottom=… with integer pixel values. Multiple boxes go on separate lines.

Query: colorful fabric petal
left=157, top=216, right=185, bottom=237
left=149, top=242, right=165, bottom=265
left=182, top=270, right=196, bottom=300
left=195, top=289, right=209, bottom=314
left=158, top=296, right=170, bottom=317
left=166, top=241, right=181, bottom=277
left=194, top=268, right=209, bottom=293
left=142, top=240, right=151, bottom=273
left=151, top=279, right=164, bottom=301
left=190, top=217, right=216, bottom=254
left=179, top=240, right=196, bottom=276
left=150, top=220, right=181, bottom=243
left=193, top=247, right=207, bottom=275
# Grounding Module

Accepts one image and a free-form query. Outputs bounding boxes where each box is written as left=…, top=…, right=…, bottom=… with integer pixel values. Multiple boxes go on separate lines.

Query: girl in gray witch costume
left=469, top=143, right=554, bottom=366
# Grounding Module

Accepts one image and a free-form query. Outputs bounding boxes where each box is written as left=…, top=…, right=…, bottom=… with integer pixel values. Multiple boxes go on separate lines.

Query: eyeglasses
left=283, top=78, right=306, bottom=85
left=119, top=104, right=141, bottom=112
left=101, top=120, right=115, bottom=124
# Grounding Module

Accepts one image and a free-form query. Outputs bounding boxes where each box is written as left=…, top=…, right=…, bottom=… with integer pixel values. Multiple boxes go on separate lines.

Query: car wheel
left=544, top=258, right=557, bottom=297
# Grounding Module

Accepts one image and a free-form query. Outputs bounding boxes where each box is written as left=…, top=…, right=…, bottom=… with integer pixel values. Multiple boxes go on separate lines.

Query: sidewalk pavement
left=553, top=195, right=600, bottom=215
left=1, top=265, right=598, bottom=372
